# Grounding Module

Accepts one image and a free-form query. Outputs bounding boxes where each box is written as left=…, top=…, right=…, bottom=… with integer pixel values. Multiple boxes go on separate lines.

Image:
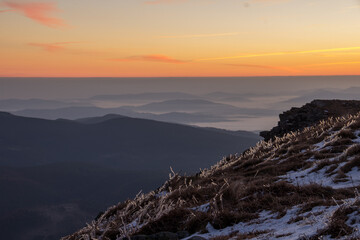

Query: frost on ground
left=185, top=198, right=360, bottom=240
left=63, top=114, right=360, bottom=240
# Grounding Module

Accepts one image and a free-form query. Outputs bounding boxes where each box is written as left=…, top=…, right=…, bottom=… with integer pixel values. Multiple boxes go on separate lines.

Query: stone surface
left=260, top=100, right=360, bottom=141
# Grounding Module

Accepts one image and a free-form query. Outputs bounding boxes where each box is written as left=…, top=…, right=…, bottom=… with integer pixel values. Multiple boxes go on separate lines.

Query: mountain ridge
left=0, top=112, right=260, bottom=240
left=63, top=101, right=360, bottom=240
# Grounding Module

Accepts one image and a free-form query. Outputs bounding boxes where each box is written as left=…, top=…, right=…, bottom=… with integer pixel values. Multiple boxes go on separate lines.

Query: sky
left=1, top=0, right=360, bottom=77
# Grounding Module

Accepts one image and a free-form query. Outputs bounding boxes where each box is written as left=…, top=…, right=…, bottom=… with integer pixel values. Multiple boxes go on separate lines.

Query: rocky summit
left=261, top=100, right=360, bottom=141
left=64, top=101, right=360, bottom=240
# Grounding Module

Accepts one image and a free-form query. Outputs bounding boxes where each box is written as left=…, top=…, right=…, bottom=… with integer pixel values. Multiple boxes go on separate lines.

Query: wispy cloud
left=157, top=32, right=241, bottom=39
left=1, top=1, right=66, bottom=28
left=28, top=42, right=80, bottom=52
left=197, top=47, right=360, bottom=61
left=225, top=63, right=298, bottom=72
left=0, top=9, right=14, bottom=13
left=145, top=0, right=289, bottom=5
left=302, top=61, right=360, bottom=68
left=112, top=55, right=187, bottom=64
left=144, top=0, right=188, bottom=5
left=251, top=0, right=290, bottom=2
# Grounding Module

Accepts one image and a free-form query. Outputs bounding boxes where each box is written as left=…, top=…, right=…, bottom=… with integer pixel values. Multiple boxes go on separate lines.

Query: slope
left=0, top=112, right=260, bottom=240
left=64, top=112, right=360, bottom=240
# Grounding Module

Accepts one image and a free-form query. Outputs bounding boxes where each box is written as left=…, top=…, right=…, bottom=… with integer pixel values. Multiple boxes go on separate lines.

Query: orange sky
left=1, top=0, right=360, bottom=77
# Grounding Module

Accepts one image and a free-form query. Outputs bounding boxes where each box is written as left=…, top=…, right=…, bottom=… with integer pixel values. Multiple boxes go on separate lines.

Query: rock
left=260, top=100, right=360, bottom=141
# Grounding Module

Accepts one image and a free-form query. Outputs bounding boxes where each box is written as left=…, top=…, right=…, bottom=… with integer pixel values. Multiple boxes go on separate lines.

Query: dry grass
left=345, top=144, right=360, bottom=157
left=349, top=118, right=360, bottom=130
left=136, top=208, right=191, bottom=235
left=341, top=157, right=360, bottom=173
left=314, top=203, right=359, bottom=238
left=338, top=129, right=357, bottom=139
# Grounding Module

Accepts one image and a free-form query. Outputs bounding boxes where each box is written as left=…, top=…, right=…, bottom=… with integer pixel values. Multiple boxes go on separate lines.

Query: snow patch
left=191, top=203, right=210, bottom=213
left=183, top=205, right=339, bottom=240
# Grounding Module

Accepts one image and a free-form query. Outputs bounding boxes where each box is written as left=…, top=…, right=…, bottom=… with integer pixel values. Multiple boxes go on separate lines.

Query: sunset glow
left=1, top=0, right=360, bottom=77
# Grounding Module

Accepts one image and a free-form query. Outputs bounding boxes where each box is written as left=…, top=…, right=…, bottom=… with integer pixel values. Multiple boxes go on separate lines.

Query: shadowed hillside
left=0, top=112, right=260, bottom=240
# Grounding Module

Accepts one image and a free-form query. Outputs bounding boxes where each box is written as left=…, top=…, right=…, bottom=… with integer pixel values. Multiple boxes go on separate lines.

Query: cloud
left=251, top=0, right=290, bottom=2
left=144, top=0, right=188, bottom=5
left=197, top=47, right=360, bottom=61
left=144, top=0, right=289, bottom=5
left=225, top=63, right=298, bottom=72
left=302, top=61, right=360, bottom=68
left=1, top=1, right=66, bottom=28
left=112, top=55, right=187, bottom=64
left=28, top=42, right=80, bottom=52
left=157, top=32, right=241, bottom=39
left=0, top=9, right=14, bottom=13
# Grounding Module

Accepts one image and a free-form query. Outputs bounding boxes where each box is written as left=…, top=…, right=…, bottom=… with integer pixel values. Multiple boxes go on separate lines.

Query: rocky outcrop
left=260, top=99, right=360, bottom=141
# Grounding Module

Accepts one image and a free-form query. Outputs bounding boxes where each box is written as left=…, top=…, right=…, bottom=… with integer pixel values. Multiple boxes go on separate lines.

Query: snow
left=346, top=210, right=360, bottom=232
left=183, top=205, right=339, bottom=240
left=346, top=167, right=360, bottom=187
left=278, top=163, right=360, bottom=189
left=314, top=140, right=327, bottom=150
left=191, top=203, right=210, bottom=213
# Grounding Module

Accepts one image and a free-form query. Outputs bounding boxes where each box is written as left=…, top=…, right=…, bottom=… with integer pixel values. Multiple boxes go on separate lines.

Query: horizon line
left=1, top=74, right=360, bottom=79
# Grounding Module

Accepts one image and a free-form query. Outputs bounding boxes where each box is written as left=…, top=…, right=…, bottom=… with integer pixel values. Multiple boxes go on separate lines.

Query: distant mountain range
left=3, top=87, right=360, bottom=132
left=0, top=112, right=260, bottom=240
left=0, top=98, right=88, bottom=111
left=12, top=99, right=278, bottom=123
left=281, top=87, right=360, bottom=105
left=91, top=92, right=199, bottom=101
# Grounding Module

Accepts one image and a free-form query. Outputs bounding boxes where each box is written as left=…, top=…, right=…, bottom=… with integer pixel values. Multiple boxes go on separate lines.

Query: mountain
left=202, top=92, right=249, bottom=102
left=0, top=112, right=260, bottom=240
left=76, top=114, right=128, bottom=124
left=134, top=99, right=239, bottom=113
left=0, top=163, right=167, bottom=240
left=282, top=88, right=360, bottom=105
left=64, top=101, right=360, bottom=240
left=13, top=101, right=278, bottom=125
left=13, top=106, right=232, bottom=124
left=0, top=112, right=260, bottom=170
left=133, top=99, right=277, bottom=116
left=90, top=92, right=198, bottom=101
left=13, top=106, right=122, bottom=120
left=0, top=98, right=86, bottom=111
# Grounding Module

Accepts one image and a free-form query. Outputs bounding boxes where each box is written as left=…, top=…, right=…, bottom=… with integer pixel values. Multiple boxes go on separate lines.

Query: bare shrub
left=341, top=157, right=360, bottom=173
left=315, top=205, right=358, bottom=238
left=338, top=129, right=357, bottom=139
left=136, top=208, right=191, bottom=235
left=349, top=118, right=360, bottom=130
left=345, top=144, right=360, bottom=157
left=326, top=138, right=353, bottom=147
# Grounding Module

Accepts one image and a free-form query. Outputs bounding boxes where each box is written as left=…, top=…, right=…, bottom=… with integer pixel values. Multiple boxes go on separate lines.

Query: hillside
left=64, top=109, right=360, bottom=239
left=0, top=112, right=259, bottom=170
left=0, top=112, right=260, bottom=240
